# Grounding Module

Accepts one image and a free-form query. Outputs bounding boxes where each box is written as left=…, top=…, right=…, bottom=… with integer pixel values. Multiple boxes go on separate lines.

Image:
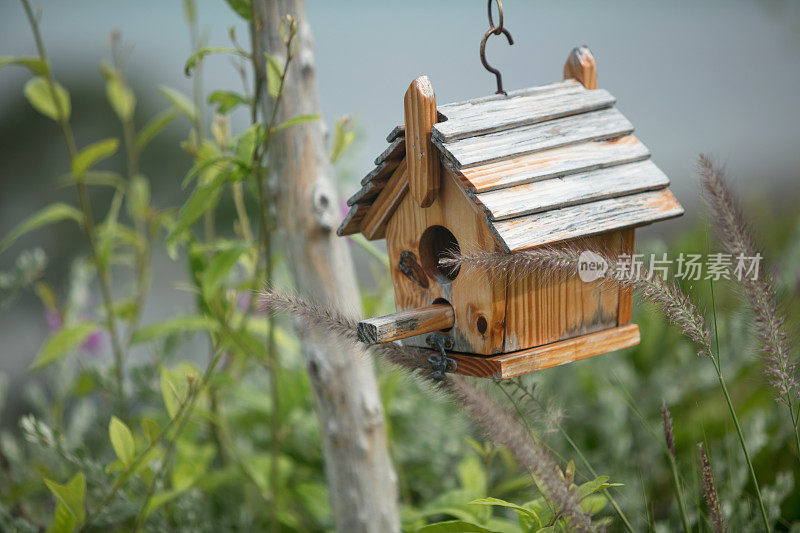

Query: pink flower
left=81, top=329, right=104, bottom=354
left=45, top=309, right=62, bottom=331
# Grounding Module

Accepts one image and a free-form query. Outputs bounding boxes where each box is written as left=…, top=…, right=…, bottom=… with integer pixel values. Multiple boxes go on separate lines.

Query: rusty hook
left=480, top=0, right=514, bottom=95
left=480, top=27, right=514, bottom=95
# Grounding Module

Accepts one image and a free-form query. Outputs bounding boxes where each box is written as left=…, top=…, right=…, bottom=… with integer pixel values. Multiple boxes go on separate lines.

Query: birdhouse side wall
left=385, top=164, right=507, bottom=355
left=503, top=229, right=634, bottom=352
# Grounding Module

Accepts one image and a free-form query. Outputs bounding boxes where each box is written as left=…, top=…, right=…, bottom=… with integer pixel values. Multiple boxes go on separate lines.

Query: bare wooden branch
left=357, top=303, right=455, bottom=344
left=252, top=2, right=400, bottom=531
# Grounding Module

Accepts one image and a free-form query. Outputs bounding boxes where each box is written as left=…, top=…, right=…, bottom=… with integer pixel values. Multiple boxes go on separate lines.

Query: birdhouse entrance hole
left=419, top=225, right=460, bottom=283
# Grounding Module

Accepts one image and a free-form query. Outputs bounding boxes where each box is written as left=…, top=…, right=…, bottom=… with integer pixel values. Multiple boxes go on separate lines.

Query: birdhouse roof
left=338, top=79, right=683, bottom=252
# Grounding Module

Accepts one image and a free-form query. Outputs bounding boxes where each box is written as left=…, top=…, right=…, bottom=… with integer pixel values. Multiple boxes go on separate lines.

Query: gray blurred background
left=1, top=0, right=799, bottom=388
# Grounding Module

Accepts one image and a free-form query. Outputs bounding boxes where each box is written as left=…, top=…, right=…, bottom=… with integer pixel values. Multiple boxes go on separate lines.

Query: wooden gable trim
left=359, top=158, right=409, bottom=240
left=564, top=46, right=597, bottom=90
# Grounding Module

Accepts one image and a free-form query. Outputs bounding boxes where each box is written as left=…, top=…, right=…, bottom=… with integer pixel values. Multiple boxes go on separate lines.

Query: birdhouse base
left=419, top=324, right=640, bottom=380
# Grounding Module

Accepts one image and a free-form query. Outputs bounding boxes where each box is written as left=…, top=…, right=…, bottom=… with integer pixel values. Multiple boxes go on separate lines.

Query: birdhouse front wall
left=503, top=229, right=634, bottom=352
left=385, top=162, right=636, bottom=356
left=386, top=163, right=507, bottom=355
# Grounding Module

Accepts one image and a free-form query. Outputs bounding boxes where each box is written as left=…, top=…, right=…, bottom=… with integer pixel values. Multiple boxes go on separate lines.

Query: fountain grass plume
left=661, top=401, right=676, bottom=460
left=443, top=245, right=713, bottom=358
left=662, top=401, right=690, bottom=532
left=260, top=289, right=359, bottom=342
left=697, top=155, right=798, bottom=406
left=446, top=376, right=592, bottom=530
left=259, top=288, right=593, bottom=530
left=698, top=443, right=726, bottom=533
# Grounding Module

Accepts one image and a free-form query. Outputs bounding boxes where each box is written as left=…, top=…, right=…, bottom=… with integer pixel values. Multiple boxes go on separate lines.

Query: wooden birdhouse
left=338, top=47, right=683, bottom=379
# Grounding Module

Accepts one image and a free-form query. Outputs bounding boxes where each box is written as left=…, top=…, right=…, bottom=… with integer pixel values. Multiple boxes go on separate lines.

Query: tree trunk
left=251, top=2, right=400, bottom=531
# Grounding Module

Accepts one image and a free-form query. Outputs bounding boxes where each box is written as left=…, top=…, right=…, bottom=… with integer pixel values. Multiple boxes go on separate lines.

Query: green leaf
left=470, top=497, right=540, bottom=520
left=126, top=175, right=151, bottom=220
left=71, top=138, right=119, bottom=179
left=208, top=90, right=250, bottom=114
left=106, top=78, right=136, bottom=121
left=109, top=416, right=136, bottom=467
left=221, top=328, right=269, bottom=359
left=143, top=487, right=187, bottom=519
left=24, top=76, right=70, bottom=122
left=224, top=0, right=251, bottom=20
left=202, top=245, right=247, bottom=300
left=417, top=521, right=498, bottom=533
left=158, top=86, right=197, bottom=121
left=130, top=315, right=215, bottom=345
left=47, top=500, right=77, bottom=533
left=160, top=366, right=195, bottom=419
left=266, top=54, right=283, bottom=99
left=234, top=123, right=264, bottom=162
left=184, top=47, right=246, bottom=75
left=56, top=170, right=126, bottom=190
left=181, top=155, right=236, bottom=189
left=580, top=494, right=607, bottom=515
left=0, top=55, right=49, bottom=75
left=0, top=203, right=83, bottom=254
left=141, top=418, right=160, bottom=444
left=31, top=323, right=97, bottom=371
left=458, top=455, right=487, bottom=494
left=167, top=178, right=224, bottom=246
left=44, top=472, right=86, bottom=525
left=576, top=476, right=622, bottom=500
left=330, top=116, right=355, bottom=163
left=136, top=108, right=178, bottom=153
left=273, top=114, right=320, bottom=133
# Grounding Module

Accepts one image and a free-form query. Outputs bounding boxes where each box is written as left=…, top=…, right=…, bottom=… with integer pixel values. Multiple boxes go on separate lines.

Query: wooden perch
left=357, top=303, right=455, bottom=344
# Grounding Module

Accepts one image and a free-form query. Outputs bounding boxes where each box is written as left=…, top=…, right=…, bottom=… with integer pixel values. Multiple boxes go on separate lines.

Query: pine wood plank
left=474, top=160, right=670, bottom=221
left=456, top=135, right=650, bottom=193
left=385, top=165, right=507, bottom=355
left=503, top=232, right=621, bottom=352
left=564, top=46, right=597, bottom=90
left=360, top=159, right=409, bottom=241
left=415, top=323, right=639, bottom=379
left=438, top=80, right=581, bottom=113
left=404, top=76, right=440, bottom=207
left=386, top=125, right=405, bottom=143
left=491, top=189, right=684, bottom=253
left=357, top=303, right=454, bottom=344
left=360, top=159, right=400, bottom=186
left=437, top=107, right=634, bottom=169
left=337, top=203, right=370, bottom=236
left=375, top=137, right=406, bottom=165
left=346, top=179, right=384, bottom=206
left=617, top=228, right=635, bottom=325
left=433, top=87, right=615, bottom=143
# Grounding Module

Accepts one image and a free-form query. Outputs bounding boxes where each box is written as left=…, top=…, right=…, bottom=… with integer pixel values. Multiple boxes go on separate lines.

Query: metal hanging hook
left=480, top=0, right=514, bottom=95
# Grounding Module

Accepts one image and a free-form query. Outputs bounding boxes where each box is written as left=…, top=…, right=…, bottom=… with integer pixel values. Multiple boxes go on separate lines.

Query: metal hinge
left=425, top=333, right=457, bottom=381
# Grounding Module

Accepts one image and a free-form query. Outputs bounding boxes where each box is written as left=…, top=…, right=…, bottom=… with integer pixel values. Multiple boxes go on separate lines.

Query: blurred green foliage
left=1, top=0, right=799, bottom=532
